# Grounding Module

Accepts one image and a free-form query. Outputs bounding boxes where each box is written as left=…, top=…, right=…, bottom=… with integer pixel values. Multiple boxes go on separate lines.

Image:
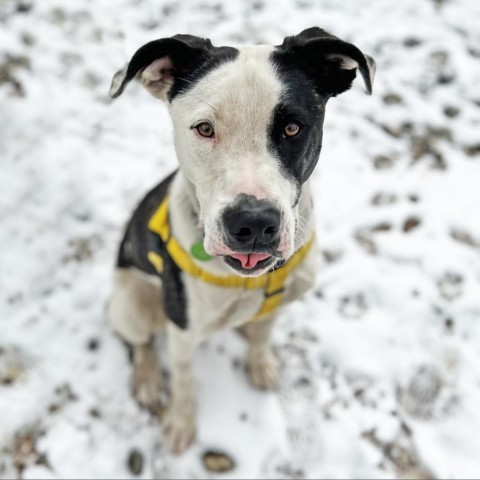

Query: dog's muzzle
left=222, top=194, right=281, bottom=271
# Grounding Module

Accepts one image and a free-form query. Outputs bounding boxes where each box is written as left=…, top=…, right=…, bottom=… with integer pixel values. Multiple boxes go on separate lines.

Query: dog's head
left=111, top=27, right=375, bottom=277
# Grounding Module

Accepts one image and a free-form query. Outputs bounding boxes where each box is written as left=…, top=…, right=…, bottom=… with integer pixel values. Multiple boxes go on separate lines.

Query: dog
left=108, top=27, right=375, bottom=454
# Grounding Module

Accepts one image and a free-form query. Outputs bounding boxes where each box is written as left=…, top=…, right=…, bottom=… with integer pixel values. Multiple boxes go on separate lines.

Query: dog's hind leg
left=238, top=315, right=280, bottom=391
left=108, top=268, right=167, bottom=411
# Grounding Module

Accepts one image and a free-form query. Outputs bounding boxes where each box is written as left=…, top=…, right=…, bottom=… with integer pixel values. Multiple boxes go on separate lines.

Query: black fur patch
left=268, top=27, right=373, bottom=189
left=112, top=34, right=238, bottom=101
left=116, top=170, right=189, bottom=330
left=275, top=27, right=373, bottom=96
left=168, top=38, right=239, bottom=101
left=159, top=241, right=189, bottom=330
left=266, top=66, right=326, bottom=187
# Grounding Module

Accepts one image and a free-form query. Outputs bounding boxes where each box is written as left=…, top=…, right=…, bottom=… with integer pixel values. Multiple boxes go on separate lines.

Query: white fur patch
left=169, top=45, right=299, bottom=264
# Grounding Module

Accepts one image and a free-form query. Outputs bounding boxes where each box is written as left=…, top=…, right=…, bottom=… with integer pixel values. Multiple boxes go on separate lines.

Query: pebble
left=373, top=154, right=395, bottom=170
left=203, top=450, right=235, bottom=473
left=403, top=217, right=421, bottom=233
left=383, top=93, right=403, bottom=105
left=127, top=449, right=144, bottom=476
left=443, top=105, right=459, bottom=118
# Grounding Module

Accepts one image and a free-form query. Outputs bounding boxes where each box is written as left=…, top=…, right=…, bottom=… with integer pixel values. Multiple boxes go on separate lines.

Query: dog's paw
left=132, top=365, right=164, bottom=414
left=247, top=350, right=280, bottom=391
left=163, top=404, right=196, bottom=454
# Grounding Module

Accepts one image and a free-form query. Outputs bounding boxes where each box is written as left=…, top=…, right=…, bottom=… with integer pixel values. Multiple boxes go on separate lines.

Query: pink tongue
left=230, top=253, right=271, bottom=269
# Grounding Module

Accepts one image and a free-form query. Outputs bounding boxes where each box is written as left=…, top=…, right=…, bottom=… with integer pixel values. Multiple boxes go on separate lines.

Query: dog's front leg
left=238, top=315, right=280, bottom=391
left=163, top=322, right=197, bottom=454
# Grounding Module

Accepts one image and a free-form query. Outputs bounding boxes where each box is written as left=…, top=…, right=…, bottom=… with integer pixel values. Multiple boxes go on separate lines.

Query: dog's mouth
left=223, top=253, right=277, bottom=275
left=229, top=253, right=271, bottom=269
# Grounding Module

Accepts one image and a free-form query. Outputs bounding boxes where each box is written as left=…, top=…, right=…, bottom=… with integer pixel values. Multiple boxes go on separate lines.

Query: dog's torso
left=118, top=170, right=317, bottom=337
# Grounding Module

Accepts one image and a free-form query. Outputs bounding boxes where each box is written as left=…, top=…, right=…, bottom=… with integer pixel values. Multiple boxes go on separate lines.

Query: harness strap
left=148, top=196, right=314, bottom=322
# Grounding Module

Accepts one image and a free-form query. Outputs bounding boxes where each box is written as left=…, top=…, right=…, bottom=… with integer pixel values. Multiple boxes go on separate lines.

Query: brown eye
left=284, top=122, right=301, bottom=137
left=196, top=122, right=214, bottom=138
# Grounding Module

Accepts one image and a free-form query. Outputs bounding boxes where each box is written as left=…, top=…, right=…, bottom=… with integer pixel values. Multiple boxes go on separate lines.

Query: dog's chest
left=183, top=244, right=317, bottom=334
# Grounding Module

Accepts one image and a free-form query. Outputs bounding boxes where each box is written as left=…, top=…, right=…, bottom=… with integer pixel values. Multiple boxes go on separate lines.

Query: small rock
left=399, top=365, right=443, bottom=419
left=294, top=376, right=312, bottom=388
left=404, top=37, right=421, bottom=48
left=463, top=143, right=480, bottom=157
left=403, top=217, right=421, bottom=233
left=410, top=136, right=433, bottom=160
left=252, top=0, right=264, bottom=10
left=13, top=429, right=43, bottom=473
left=372, top=192, right=397, bottom=206
left=232, top=357, right=243, bottom=370
left=468, top=46, right=480, bottom=58
left=354, top=230, right=377, bottom=255
left=379, top=122, right=412, bottom=139
left=374, top=154, right=395, bottom=170
left=51, top=7, right=66, bottom=25
left=16, top=1, right=33, bottom=13
left=0, top=346, right=29, bottom=386
left=429, top=50, right=449, bottom=67
left=409, top=366, right=442, bottom=403
left=371, top=222, right=393, bottom=232
left=443, top=105, right=459, bottom=118
left=437, top=73, right=455, bottom=85
left=410, top=127, right=451, bottom=169
left=450, top=228, right=480, bottom=249
left=428, top=127, right=452, bottom=140
left=444, top=318, right=454, bottom=331
left=383, top=93, right=403, bottom=105
left=21, top=33, right=36, bottom=46
left=203, top=450, right=235, bottom=473
left=89, top=407, right=101, bottom=418
left=437, top=272, right=463, bottom=301
left=339, top=293, right=368, bottom=319
left=127, top=449, right=144, bottom=476
left=87, top=338, right=99, bottom=351
left=321, top=249, right=342, bottom=263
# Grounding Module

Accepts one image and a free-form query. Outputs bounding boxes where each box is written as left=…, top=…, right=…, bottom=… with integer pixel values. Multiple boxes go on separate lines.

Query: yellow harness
left=147, top=196, right=314, bottom=322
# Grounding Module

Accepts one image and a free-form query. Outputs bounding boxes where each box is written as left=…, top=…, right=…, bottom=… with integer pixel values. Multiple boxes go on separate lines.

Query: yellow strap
left=253, top=294, right=284, bottom=320
left=148, top=196, right=314, bottom=291
left=148, top=196, right=170, bottom=242
left=147, top=251, right=164, bottom=273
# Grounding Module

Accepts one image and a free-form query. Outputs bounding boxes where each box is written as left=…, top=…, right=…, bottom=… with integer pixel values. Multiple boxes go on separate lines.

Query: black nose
left=223, top=195, right=281, bottom=251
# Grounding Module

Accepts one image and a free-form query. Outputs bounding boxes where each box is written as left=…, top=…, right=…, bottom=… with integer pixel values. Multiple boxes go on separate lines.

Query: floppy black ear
left=109, top=34, right=213, bottom=100
left=276, top=27, right=376, bottom=96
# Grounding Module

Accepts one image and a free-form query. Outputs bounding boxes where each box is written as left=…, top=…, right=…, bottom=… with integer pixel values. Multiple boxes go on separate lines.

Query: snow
left=1, top=0, right=480, bottom=477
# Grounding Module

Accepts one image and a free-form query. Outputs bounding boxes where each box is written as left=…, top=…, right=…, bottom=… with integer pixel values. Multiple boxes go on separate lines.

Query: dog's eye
left=196, top=122, right=215, bottom=138
left=284, top=122, right=301, bottom=138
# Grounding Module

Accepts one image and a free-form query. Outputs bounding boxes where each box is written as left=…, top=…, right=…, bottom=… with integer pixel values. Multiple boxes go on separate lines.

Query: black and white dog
left=108, top=27, right=375, bottom=454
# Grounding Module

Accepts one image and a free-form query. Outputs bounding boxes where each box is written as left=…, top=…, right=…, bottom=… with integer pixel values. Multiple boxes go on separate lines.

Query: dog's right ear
left=109, top=35, right=212, bottom=101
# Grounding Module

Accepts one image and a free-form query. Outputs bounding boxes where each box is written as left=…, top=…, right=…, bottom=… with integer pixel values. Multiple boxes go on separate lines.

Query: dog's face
left=111, top=28, right=375, bottom=276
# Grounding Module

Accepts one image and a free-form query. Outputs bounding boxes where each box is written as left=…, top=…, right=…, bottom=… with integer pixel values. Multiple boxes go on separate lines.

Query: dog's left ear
left=276, top=27, right=376, bottom=96
left=109, top=34, right=213, bottom=100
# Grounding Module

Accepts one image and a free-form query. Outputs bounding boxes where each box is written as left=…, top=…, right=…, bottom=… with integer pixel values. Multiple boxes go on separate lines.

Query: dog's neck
left=169, top=169, right=315, bottom=276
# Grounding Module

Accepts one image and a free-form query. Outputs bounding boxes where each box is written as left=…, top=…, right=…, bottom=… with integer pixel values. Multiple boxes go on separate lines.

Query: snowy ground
left=1, top=0, right=480, bottom=478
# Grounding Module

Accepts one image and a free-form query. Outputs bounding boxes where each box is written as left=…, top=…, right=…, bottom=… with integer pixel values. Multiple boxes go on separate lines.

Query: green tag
left=190, top=242, right=213, bottom=261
